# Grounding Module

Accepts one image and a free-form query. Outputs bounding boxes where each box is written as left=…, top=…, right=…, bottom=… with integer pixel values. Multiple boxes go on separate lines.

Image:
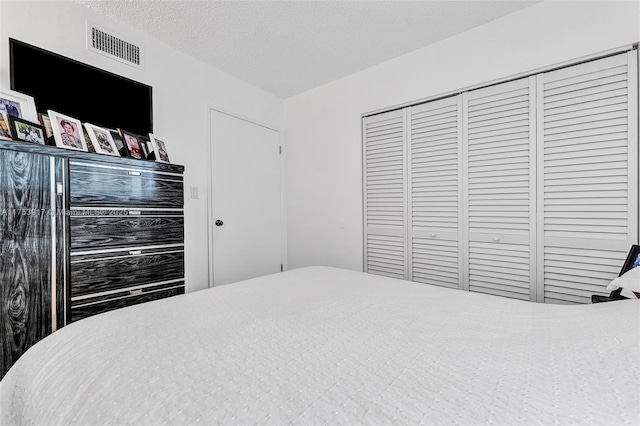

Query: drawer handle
left=129, top=289, right=143, bottom=296
left=129, top=250, right=142, bottom=255
left=128, top=210, right=141, bottom=215
left=493, top=236, right=501, bottom=242
left=128, top=171, right=141, bottom=176
left=430, top=233, right=437, bottom=238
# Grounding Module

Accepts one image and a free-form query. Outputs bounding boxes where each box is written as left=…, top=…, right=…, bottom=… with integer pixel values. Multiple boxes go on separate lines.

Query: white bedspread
left=1, top=266, right=639, bottom=425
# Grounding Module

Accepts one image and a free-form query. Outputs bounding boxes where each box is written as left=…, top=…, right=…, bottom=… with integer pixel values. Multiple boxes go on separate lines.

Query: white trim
left=402, top=108, right=409, bottom=280
left=456, top=94, right=465, bottom=291
left=535, top=73, right=545, bottom=303
left=627, top=50, right=639, bottom=245
left=361, top=116, right=367, bottom=272
left=460, top=92, right=469, bottom=291
left=527, top=75, right=537, bottom=303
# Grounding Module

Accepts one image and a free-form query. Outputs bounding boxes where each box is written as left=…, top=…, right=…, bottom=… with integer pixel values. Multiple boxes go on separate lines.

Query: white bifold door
left=363, top=50, right=638, bottom=304
left=408, top=97, right=463, bottom=289
left=536, top=52, right=638, bottom=303
left=462, top=77, right=537, bottom=301
left=363, top=109, right=407, bottom=279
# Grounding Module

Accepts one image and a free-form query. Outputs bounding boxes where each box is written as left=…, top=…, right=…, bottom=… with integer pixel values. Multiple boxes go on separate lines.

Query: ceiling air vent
left=87, top=22, right=144, bottom=68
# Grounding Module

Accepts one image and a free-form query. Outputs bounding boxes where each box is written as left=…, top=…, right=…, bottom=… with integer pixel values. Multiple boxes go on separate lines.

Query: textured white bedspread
left=1, top=266, right=639, bottom=425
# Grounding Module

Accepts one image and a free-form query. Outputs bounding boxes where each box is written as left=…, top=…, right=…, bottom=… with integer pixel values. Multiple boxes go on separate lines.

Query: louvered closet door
left=536, top=51, right=638, bottom=304
left=363, top=109, right=407, bottom=279
left=463, top=77, right=537, bottom=300
left=408, top=97, right=462, bottom=288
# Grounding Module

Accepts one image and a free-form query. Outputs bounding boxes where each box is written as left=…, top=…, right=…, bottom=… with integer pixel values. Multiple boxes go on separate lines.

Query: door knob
left=215, top=219, right=224, bottom=227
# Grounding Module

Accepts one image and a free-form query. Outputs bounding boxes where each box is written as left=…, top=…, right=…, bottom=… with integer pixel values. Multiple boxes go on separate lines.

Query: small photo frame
left=8, top=115, right=46, bottom=145
left=48, top=110, right=87, bottom=151
left=84, top=123, right=120, bottom=156
left=118, top=129, right=145, bottom=160
left=108, top=129, right=127, bottom=157
left=0, top=89, right=38, bottom=122
left=0, top=111, right=12, bottom=140
left=149, top=134, right=171, bottom=163
left=38, top=113, right=56, bottom=145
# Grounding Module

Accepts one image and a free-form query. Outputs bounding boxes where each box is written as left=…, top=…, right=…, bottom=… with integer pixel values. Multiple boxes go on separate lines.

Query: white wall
left=283, top=0, right=640, bottom=271
left=0, top=0, right=283, bottom=292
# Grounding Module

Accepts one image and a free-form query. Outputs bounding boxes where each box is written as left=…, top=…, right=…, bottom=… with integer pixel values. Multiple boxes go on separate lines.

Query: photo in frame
left=8, top=115, right=46, bottom=145
left=38, top=112, right=56, bottom=145
left=149, top=134, right=171, bottom=163
left=137, top=134, right=153, bottom=159
left=48, top=110, right=88, bottom=151
left=0, top=111, right=12, bottom=140
left=84, top=123, right=120, bottom=156
left=82, top=126, right=95, bottom=153
left=118, top=129, right=145, bottom=160
left=108, top=129, right=128, bottom=157
left=0, top=89, right=38, bottom=121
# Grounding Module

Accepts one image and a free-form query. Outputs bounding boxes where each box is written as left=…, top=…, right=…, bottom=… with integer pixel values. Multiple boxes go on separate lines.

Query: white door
left=536, top=51, right=638, bottom=304
left=363, top=109, right=407, bottom=280
left=408, top=96, right=463, bottom=289
left=210, top=109, right=282, bottom=285
left=463, top=77, right=537, bottom=301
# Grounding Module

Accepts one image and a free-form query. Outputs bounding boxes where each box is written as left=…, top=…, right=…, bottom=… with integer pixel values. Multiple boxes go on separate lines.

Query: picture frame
left=38, top=112, right=56, bottom=145
left=149, top=133, right=171, bottom=163
left=84, top=123, right=120, bottom=157
left=8, top=115, right=46, bottom=145
left=108, top=129, right=128, bottom=157
left=0, top=111, right=12, bottom=140
left=48, top=110, right=88, bottom=152
left=118, top=129, right=145, bottom=160
left=137, top=134, right=153, bottom=159
left=0, top=89, right=38, bottom=122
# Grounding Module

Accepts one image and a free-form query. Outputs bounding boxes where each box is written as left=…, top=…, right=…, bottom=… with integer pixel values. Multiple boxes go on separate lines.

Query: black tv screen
left=10, top=38, right=152, bottom=135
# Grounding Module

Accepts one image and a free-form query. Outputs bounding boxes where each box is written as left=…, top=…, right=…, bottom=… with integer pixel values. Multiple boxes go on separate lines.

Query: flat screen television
left=10, top=38, right=152, bottom=136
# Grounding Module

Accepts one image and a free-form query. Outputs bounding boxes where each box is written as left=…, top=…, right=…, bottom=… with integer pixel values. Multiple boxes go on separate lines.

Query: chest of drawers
left=68, top=159, right=185, bottom=322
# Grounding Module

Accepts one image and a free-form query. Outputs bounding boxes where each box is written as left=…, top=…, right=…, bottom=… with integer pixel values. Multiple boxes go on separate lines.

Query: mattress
left=1, top=266, right=638, bottom=425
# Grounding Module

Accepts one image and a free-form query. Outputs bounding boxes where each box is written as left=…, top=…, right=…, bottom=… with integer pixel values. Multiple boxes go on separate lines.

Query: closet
left=363, top=50, right=638, bottom=304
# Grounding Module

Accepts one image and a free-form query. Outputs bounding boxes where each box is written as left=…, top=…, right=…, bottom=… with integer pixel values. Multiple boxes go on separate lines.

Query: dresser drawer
left=71, top=283, right=184, bottom=322
left=71, top=246, right=184, bottom=297
left=70, top=212, right=184, bottom=250
left=69, top=161, right=183, bottom=208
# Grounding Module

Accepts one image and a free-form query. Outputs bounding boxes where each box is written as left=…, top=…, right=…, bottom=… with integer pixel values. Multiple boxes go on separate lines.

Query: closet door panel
left=464, top=77, right=536, bottom=301
left=408, top=97, right=462, bottom=289
left=537, top=51, right=638, bottom=304
left=363, top=110, right=407, bottom=279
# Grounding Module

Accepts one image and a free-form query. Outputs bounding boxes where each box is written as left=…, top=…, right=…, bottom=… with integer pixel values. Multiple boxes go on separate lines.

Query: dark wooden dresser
left=0, top=139, right=185, bottom=379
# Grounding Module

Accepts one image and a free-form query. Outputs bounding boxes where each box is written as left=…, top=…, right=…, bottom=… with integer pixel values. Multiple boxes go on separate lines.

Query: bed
left=1, top=266, right=638, bottom=425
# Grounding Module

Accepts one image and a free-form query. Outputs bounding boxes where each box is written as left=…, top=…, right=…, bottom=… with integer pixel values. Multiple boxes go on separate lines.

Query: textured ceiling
left=77, top=0, right=541, bottom=98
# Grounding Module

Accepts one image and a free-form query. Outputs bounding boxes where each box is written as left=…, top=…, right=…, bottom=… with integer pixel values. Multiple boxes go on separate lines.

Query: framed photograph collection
left=0, top=88, right=172, bottom=163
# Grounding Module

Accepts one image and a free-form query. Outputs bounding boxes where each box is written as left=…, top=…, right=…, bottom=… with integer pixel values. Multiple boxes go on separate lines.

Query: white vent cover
left=86, top=22, right=144, bottom=68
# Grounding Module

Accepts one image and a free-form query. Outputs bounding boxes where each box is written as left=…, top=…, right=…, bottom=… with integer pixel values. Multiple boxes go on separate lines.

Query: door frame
left=206, top=105, right=288, bottom=288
